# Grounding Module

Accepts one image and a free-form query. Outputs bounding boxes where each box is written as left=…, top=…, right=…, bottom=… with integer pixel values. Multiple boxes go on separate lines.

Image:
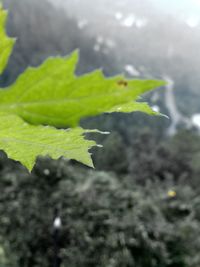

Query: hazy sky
left=152, top=0, right=200, bottom=17
left=49, top=0, right=200, bottom=27
left=50, top=0, right=200, bottom=18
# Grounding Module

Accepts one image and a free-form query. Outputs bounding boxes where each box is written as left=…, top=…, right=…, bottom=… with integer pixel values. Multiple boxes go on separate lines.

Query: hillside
left=2, top=0, right=118, bottom=85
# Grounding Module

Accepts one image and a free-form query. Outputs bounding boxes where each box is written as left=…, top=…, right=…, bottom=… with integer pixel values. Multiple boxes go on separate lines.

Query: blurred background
left=0, top=0, right=200, bottom=266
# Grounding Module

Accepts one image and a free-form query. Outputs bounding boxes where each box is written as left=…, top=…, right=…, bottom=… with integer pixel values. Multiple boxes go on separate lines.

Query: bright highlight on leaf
left=0, top=6, right=166, bottom=171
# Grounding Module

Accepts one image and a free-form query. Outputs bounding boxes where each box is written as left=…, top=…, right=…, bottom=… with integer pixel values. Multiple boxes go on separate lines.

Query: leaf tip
left=70, top=49, right=80, bottom=62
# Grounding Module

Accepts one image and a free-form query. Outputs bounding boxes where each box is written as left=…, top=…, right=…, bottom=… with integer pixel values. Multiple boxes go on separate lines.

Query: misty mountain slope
left=1, top=0, right=118, bottom=86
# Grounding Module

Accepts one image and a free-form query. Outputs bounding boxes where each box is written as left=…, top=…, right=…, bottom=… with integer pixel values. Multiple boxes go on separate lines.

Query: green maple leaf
left=0, top=6, right=165, bottom=171
left=0, top=113, right=96, bottom=170
left=0, top=51, right=165, bottom=127
left=0, top=5, right=15, bottom=74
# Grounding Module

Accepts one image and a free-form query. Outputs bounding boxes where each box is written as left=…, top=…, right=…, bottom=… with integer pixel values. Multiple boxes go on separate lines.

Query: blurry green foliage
left=0, top=130, right=200, bottom=267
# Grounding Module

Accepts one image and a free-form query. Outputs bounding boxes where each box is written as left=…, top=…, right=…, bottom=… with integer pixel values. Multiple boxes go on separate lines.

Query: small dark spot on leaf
left=117, top=80, right=128, bottom=87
